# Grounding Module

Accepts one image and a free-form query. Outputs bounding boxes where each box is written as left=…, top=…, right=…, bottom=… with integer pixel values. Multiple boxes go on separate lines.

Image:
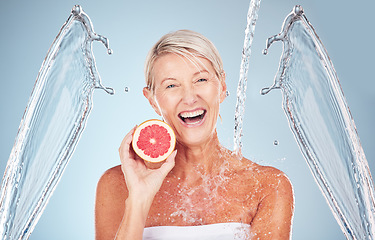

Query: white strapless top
left=143, top=222, right=250, bottom=240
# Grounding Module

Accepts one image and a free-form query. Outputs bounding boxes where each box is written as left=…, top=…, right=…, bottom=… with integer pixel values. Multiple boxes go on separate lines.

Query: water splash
left=233, top=0, right=262, bottom=158
left=262, top=5, right=375, bottom=239
left=0, top=5, right=113, bottom=239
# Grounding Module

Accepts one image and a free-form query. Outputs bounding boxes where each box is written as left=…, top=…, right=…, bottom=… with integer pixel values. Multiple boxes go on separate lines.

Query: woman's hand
left=118, top=126, right=177, bottom=202
left=95, top=127, right=177, bottom=240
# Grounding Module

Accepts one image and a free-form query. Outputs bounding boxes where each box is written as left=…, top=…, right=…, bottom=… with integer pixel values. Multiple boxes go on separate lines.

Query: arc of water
left=262, top=5, right=375, bottom=239
left=0, top=5, right=113, bottom=239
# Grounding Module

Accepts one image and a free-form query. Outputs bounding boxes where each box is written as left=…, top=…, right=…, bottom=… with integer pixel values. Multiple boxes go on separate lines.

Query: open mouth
left=178, top=109, right=206, bottom=125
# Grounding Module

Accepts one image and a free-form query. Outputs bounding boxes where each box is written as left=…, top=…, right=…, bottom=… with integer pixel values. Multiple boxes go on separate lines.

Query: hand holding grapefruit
left=132, top=119, right=176, bottom=169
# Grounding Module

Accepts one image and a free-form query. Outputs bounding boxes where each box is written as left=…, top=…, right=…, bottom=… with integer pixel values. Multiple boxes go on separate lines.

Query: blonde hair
left=144, top=30, right=224, bottom=93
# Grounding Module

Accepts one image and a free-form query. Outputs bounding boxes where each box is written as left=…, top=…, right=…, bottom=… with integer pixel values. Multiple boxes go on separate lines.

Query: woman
left=95, top=30, right=294, bottom=240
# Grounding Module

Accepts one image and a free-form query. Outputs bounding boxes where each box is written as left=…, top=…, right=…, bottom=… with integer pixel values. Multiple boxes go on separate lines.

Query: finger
left=119, top=126, right=137, bottom=164
left=119, top=125, right=137, bottom=149
left=159, top=150, right=177, bottom=177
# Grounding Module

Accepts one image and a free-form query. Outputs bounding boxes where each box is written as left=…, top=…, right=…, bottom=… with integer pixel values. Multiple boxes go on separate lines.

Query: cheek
left=155, top=93, right=178, bottom=114
left=205, top=83, right=222, bottom=104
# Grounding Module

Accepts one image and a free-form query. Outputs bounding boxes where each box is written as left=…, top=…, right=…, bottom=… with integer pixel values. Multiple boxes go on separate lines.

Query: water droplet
left=124, top=87, right=129, bottom=92
left=226, top=90, right=230, bottom=97
left=293, top=5, right=303, bottom=15
left=72, top=5, right=82, bottom=16
left=107, top=48, right=113, bottom=55
left=262, top=48, right=268, bottom=55
left=274, top=140, right=279, bottom=146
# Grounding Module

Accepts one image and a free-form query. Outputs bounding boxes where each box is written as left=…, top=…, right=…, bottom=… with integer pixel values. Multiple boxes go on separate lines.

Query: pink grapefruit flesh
left=132, top=119, right=176, bottom=167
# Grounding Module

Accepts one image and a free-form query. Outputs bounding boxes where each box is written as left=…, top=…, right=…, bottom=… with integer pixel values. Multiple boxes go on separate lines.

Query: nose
left=181, top=86, right=198, bottom=106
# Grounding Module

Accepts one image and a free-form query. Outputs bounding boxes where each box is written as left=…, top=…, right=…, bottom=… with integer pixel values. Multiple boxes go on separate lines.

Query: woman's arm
left=250, top=169, right=295, bottom=240
left=113, top=194, right=154, bottom=240
left=95, top=166, right=128, bottom=240
left=95, top=127, right=176, bottom=240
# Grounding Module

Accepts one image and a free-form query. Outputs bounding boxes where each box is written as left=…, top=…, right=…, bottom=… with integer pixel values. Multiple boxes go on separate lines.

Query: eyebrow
left=193, top=70, right=209, bottom=76
left=160, top=77, right=176, bottom=85
left=160, top=70, right=210, bottom=84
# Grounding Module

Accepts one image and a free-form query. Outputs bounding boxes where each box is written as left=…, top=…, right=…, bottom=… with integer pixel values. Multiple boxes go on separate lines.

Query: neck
left=170, top=131, right=227, bottom=184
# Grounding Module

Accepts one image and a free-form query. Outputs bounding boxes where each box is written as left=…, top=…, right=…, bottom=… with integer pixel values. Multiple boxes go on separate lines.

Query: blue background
left=0, top=1, right=374, bottom=239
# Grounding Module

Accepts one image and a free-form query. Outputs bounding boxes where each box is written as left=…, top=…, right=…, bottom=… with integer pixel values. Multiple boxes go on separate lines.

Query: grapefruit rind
left=132, top=119, right=176, bottom=165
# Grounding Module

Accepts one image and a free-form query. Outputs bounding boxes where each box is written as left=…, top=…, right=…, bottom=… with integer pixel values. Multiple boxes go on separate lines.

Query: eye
left=197, top=78, right=208, bottom=83
left=166, top=84, right=176, bottom=89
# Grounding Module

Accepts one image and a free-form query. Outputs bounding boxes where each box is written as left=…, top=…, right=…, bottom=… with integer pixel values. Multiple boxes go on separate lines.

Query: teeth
left=180, top=109, right=204, bottom=118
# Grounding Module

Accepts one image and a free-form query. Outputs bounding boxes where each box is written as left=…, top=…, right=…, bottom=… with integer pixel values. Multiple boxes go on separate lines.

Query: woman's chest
left=146, top=178, right=262, bottom=227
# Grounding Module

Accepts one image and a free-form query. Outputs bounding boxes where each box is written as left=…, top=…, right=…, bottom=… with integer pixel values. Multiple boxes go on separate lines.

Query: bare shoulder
left=98, top=165, right=125, bottom=184
left=255, top=162, right=292, bottom=185
left=96, top=165, right=128, bottom=204
left=233, top=157, right=294, bottom=198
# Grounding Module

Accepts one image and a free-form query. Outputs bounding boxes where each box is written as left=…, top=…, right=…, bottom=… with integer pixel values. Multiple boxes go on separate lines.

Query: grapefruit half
left=132, top=119, right=176, bottom=169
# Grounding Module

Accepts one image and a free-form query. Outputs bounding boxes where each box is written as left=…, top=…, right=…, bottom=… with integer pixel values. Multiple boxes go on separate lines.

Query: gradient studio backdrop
left=0, top=1, right=374, bottom=239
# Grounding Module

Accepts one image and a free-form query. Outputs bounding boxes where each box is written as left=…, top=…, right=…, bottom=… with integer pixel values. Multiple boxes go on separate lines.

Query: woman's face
left=144, top=53, right=226, bottom=147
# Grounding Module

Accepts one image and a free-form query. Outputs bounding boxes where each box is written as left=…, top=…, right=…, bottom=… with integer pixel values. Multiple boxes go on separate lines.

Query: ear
left=143, top=87, right=162, bottom=116
left=219, top=72, right=227, bottom=103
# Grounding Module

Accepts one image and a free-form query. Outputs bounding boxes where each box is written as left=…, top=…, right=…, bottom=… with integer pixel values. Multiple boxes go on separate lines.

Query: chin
left=179, top=129, right=217, bottom=147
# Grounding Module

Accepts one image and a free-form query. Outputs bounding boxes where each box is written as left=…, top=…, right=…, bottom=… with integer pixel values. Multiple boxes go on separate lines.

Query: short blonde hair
left=144, top=30, right=224, bottom=93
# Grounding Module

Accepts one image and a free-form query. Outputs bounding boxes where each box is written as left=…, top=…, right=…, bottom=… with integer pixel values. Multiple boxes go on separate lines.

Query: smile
left=178, top=109, right=206, bottom=125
